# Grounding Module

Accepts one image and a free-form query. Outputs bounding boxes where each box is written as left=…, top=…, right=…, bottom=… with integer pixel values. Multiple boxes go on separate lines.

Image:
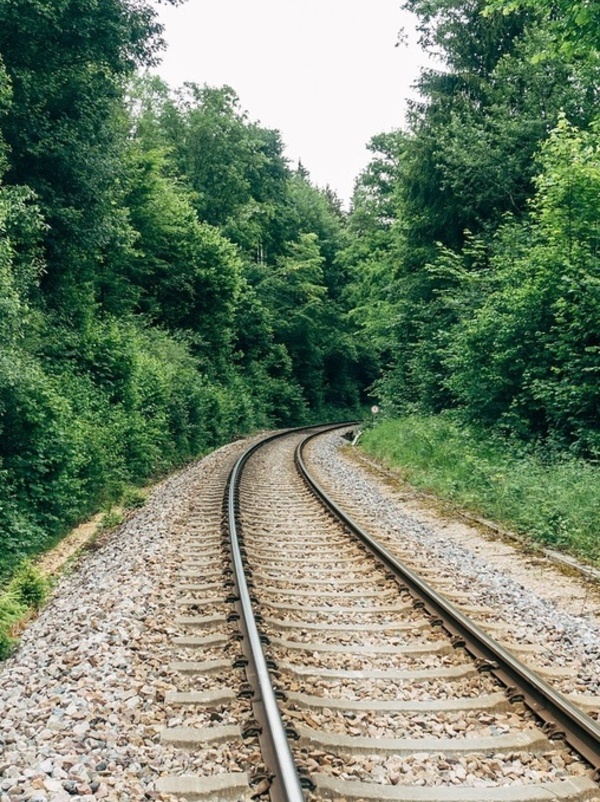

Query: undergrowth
left=98, top=508, right=125, bottom=532
left=360, top=414, right=600, bottom=565
left=0, top=482, right=146, bottom=659
left=121, top=487, right=146, bottom=510
left=0, top=562, right=50, bottom=659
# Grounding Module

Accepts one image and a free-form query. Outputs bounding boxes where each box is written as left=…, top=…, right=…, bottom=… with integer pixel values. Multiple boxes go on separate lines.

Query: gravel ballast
left=3, top=427, right=600, bottom=801
left=0, top=440, right=252, bottom=802
left=307, top=431, right=600, bottom=699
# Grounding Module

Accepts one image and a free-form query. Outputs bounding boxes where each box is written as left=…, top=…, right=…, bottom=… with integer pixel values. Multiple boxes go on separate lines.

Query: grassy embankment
left=360, top=415, right=600, bottom=565
left=0, top=489, right=146, bottom=659
left=0, top=562, right=51, bottom=659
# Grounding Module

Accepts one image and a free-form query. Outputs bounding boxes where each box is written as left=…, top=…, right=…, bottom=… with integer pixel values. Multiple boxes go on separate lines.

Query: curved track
left=159, top=425, right=600, bottom=801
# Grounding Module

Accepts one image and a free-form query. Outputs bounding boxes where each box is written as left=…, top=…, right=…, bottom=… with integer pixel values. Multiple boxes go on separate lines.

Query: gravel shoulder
left=307, top=431, right=600, bottom=700
left=0, top=439, right=252, bottom=802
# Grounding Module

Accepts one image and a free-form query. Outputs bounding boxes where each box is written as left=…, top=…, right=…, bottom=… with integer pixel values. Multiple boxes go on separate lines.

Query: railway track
left=157, top=425, right=600, bottom=801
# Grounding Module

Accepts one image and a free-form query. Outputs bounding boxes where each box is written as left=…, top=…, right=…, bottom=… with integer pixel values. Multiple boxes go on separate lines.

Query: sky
left=153, top=1, right=431, bottom=205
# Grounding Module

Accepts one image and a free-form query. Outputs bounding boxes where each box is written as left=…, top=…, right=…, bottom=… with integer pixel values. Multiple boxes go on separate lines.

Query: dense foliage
left=343, top=0, right=600, bottom=459
left=0, top=1, right=368, bottom=580
left=2, top=0, right=599, bottom=580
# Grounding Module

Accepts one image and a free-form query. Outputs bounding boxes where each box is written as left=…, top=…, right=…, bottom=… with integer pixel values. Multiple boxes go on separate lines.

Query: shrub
left=10, top=561, right=49, bottom=610
left=0, top=592, right=24, bottom=659
left=121, top=487, right=146, bottom=509
left=98, top=509, right=124, bottom=532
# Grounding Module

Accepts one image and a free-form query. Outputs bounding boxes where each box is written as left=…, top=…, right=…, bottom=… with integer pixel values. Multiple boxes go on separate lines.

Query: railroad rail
left=298, top=429, right=600, bottom=772
left=226, top=428, right=313, bottom=802
left=159, top=424, right=600, bottom=801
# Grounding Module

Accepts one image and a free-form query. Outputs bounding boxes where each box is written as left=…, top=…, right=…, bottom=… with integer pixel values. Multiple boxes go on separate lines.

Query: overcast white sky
left=153, top=1, right=430, bottom=205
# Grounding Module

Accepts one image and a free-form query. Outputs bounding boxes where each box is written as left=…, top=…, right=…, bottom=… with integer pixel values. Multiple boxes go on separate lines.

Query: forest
left=350, top=0, right=600, bottom=453
left=0, top=0, right=599, bottom=580
left=350, top=0, right=600, bottom=560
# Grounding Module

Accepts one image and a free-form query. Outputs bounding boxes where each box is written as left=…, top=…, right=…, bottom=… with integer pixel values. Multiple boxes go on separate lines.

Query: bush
left=10, top=561, right=49, bottom=609
left=121, top=487, right=146, bottom=509
left=98, top=509, right=124, bottom=531
left=0, top=311, right=306, bottom=581
left=0, top=561, right=49, bottom=660
left=0, top=595, right=22, bottom=659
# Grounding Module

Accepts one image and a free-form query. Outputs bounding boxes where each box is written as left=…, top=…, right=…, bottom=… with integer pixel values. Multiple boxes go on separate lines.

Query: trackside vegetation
left=341, top=0, right=600, bottom=565
left=344, top=0, right=600, bottom=459
left=0, top=0, right=372, bottom=585
left=361, top=416, right=600, bottom=565
left=2, top=0, right=600, bottom=597
left=0, top=562, right=49, bottom=658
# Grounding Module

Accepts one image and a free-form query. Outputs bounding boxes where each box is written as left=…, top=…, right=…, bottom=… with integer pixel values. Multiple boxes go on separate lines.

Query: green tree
left=287, top=169, right=347, bottom=297
left=485, top=0, right=600, bottom=59
left=0, top=0, right=180, bottom=316
left=256, top=233, right=328, bottom=407
left=445, top=118, right=600, bottom=452
left=117, top=146, right=242, bottom=360
left=125, top=76, right=364, bottom=417
left=154, top=83, right=293, bottom=261
left=338, top=132, right=405, bottom=390
left=345, top=0, right=600, bottom=418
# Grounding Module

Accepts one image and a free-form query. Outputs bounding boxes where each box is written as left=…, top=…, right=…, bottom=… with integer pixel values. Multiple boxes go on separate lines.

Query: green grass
left=360, top=414, right=600, bottom=565
left=0, top=561, right=50, bottom=659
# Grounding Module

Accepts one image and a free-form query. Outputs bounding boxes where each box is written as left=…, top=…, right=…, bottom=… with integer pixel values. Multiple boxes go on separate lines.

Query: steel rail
left=225, top=422, right=356, bottom=802
left=296, top=428, right=600, bottom=774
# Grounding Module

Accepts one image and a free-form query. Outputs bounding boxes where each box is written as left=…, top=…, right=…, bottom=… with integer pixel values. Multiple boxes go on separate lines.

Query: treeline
left=343, top=0, right=600, bottom=457
left=4, top=0, right=598, bottom=578
left=0, top=0, right=370, bottom=577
